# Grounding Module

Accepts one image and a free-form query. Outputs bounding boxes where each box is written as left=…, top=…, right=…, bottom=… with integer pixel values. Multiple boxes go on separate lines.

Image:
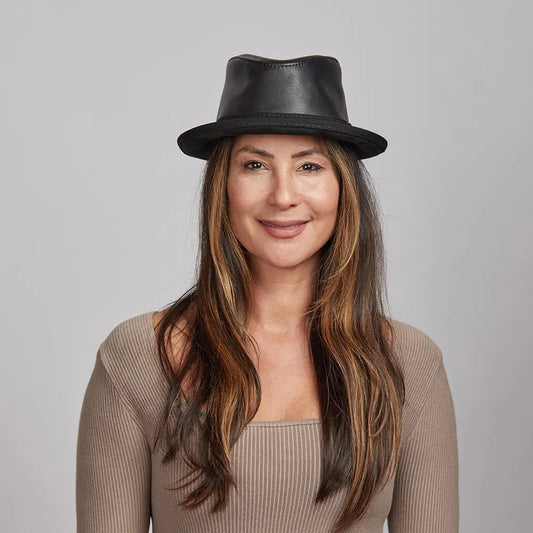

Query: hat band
left=217, top=112, right=350, bottom=125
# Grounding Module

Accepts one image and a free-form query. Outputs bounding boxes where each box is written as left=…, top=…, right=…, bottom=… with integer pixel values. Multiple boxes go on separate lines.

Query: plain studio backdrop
left=1, top=1, right=531, bottom=532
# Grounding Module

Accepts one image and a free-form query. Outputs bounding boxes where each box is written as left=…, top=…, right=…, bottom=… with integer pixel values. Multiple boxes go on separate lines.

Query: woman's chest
left=249, top=336, right=322, bottom=422
left=150, top=423, right=395, bottom=532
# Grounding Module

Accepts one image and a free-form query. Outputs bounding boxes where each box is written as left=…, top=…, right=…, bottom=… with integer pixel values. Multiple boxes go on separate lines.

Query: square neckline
left=145, top=311, right=322, bottom=428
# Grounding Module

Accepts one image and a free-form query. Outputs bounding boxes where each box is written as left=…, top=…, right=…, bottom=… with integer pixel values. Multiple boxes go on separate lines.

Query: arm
left=76, top=351, right=151, bottom=533
left=387, top=360, right=459, bottom=532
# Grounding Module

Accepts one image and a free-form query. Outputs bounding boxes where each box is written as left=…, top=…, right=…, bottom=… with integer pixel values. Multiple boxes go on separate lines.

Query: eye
left=243, top=161, right=265, bottom=171
left=242, top=161, right=323, bottom=172
left=300, top=162, right=322, bottom=172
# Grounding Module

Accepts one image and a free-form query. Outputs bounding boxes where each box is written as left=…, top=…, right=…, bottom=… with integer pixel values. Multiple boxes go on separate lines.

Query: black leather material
left=177, top=54, right=387, bottom=161
left=216, top=55, right=349, bottom=122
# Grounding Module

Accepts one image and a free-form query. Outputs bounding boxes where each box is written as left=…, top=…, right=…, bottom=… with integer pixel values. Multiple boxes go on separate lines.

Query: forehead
left=231, top=134, right=328, bottom=156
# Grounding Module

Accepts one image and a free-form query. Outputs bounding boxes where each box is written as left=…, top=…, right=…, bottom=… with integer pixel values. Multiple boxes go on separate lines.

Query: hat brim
left=177, top=115, right=387, bottom=160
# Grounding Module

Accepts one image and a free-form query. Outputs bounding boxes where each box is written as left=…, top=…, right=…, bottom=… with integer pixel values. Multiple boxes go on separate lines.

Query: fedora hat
left=177, top=54, right=387, bottom=160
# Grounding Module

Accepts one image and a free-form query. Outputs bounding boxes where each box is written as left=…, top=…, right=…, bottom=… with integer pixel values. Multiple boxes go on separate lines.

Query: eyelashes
left=243, top=161, right=323, bottom=172
left=243, top=161, right=264, bottom=171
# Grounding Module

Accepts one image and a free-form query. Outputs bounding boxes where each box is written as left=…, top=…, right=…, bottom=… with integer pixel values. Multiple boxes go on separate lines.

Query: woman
left=76, top=54, right=459, bottom=532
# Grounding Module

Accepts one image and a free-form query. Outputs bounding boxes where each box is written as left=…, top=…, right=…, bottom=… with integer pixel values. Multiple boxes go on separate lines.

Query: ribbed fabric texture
left=76, top=312, right=459, bottom=532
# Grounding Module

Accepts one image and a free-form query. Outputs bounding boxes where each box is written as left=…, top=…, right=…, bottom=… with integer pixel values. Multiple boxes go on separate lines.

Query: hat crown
left=216, top=54, right=350, bottom=122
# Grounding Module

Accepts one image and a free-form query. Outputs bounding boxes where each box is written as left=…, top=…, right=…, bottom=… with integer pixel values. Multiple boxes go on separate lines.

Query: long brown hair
left=153, top=135, right=405, bottom=531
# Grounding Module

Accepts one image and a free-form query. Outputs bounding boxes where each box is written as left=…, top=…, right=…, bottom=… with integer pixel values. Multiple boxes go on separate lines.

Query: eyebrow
left=234, top=145, right=327, bottom=159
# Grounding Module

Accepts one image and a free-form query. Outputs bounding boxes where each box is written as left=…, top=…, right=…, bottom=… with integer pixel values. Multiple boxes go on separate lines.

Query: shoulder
left=100, top=311, right=153, bottom=346
left=389, top=318, right=443, bottom=369
left=97, top=311, right=168, bottom=411
left=388, top=318, right=446, bottom=437
left=98, top=312, right=155, bottom=374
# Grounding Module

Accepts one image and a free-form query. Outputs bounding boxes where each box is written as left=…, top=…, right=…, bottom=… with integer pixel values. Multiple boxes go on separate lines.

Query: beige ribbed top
left=76, top=312, right=459, bottom=532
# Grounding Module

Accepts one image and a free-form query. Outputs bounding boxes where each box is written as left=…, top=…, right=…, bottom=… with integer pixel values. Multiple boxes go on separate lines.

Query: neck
left=246, top=259, right=318, bottom=336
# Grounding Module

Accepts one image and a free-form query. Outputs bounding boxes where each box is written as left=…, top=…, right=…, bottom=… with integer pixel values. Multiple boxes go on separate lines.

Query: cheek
left=314, top=180, right=340, bottom=217
left=227, top=186, right=248, bottom=215
left=227, top=180, right=256, bottom=230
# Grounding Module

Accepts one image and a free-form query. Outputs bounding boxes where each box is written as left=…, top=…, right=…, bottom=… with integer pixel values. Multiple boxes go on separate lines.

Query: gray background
left=1, top=1, right=531, bottom=531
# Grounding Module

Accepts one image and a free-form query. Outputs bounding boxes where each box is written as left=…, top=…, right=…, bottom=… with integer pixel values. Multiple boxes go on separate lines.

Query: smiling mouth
left=261, top=222, right=305, bottom=229
left=260, top=220, right=309, bottom=229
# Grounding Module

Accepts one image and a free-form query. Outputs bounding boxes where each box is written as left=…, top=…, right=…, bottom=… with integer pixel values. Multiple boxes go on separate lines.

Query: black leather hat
left=177, top=54, right=387, bottom=160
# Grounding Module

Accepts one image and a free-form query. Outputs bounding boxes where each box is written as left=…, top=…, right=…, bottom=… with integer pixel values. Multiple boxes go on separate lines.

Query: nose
left=267, top=167, right=300, bottom=209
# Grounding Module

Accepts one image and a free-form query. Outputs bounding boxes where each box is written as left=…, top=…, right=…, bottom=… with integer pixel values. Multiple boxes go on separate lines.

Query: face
left=227, top=134, right=340, bottom=273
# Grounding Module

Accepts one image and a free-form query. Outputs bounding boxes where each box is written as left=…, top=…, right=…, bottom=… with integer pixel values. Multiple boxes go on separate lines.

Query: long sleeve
left=76, top=350, right=152, bottom=533
left=387, top=359, right=459, bottom=532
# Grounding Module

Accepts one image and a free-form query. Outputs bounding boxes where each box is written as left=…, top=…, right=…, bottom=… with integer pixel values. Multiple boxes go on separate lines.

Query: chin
left=252, top=251, right=321, bottom=270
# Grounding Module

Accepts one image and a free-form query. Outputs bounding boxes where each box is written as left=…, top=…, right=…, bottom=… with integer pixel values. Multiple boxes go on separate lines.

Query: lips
left=260, top=220, right=308, bottom=228
left=259, top=219, right=309, bottom=239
